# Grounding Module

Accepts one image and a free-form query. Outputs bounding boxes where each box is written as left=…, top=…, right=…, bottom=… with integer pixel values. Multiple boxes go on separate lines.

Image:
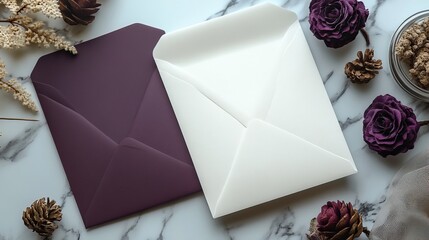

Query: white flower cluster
left=0, top=61, right=37, bottom=112
left=0, top=0, right=78, bottom=111
left=22, top=0, right=63, bottom=18
left=0, top=0, right=19, bottom=13
left=0, top=25, right=25, bottom=48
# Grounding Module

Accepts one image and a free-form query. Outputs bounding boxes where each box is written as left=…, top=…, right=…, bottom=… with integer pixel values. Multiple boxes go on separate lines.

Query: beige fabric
left=370, top=150, right=429, bottom=240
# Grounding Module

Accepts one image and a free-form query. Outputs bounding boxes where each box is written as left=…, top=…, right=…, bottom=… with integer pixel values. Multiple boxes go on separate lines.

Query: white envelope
left=153, top=3, right=357, bottom=218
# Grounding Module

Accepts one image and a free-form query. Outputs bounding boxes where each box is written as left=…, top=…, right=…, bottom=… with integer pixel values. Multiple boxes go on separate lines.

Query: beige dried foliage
left=0, top=25, right=26, bottom=48
left=0, top=61, right=37, bottom=111
left=0, top=0, right=78, bottom=111
left=0, top=0, right=19, bottom=13
left=21, top=0, right=63, bottom=18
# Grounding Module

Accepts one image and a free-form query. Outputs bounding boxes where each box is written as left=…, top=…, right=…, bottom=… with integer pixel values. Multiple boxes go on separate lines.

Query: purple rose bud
left=363, top=94, right=420, bottom=157
left=309, top=0, right=369, bottom=48
left=317, top=201, right=351, bottom=232
left=308, top=200, right=367, bottom=239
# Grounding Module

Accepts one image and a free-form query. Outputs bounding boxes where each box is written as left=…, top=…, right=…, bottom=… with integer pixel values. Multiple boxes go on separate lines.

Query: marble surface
left=1, top=0, right=429, bottom=239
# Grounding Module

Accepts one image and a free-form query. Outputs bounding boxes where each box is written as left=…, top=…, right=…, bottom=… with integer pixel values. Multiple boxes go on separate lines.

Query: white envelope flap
left=154, top=3, right=297, bottom=126
left=264, top=20, right=354, bottom=162
left=213, top=119, right=356, bottom=217
left=155, top=59, right=246, bottom=212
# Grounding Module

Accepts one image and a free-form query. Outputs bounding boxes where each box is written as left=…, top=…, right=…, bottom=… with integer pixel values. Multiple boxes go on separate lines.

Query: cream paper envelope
left=153, top=3, right=357, bottom=218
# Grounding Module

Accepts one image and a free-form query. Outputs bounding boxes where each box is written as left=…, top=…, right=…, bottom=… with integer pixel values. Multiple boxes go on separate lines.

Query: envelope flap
left=155, top=60, right=245, bottom=213
left=214, top=120, right=357, bottom=217
left=32, top=23, right=164, bottom=143
left=33, top=81, right=76, bottom=110
left=265, top=20, right=353, bottom=161
left=154, top=4, right=298, bottom=126
left=38, top=94, right=117, bottom=218
left=127, top=69, right=193, bottom=166
left=153, top=3, right=297, bottom=63
left=83, top=137, right=200, bottom=227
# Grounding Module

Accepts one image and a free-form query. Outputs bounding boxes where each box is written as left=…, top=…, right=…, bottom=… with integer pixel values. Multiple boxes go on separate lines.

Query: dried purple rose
left=307, top=201, right=369, bottom=240
left=363, top=94, right=424, bottom=157
left=309, top=0, right=369, bottom=48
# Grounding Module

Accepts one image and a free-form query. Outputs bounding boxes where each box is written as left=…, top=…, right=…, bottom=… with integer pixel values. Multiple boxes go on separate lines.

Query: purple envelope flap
left=127, top=69, right=193, bottom=165
left=33, top=81, right=75, bottom=110
left=38, top=94, right=117, bottom=215
left=32, top=24, right=162, bottom=144
left=83, top=137, right=200, bottom=227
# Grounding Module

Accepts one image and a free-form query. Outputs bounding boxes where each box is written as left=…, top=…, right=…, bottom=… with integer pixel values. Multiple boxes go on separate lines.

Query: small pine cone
left=345, top=49, right=383, bottom=84
left=22, top=198, right=62, bottom=238
left=307, top=201, right=369, bottom=240
left=59, top=0, right=101, bottom=25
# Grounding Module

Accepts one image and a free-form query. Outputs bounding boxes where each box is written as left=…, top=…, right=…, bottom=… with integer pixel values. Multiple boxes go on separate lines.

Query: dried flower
left=396, top=17, right=429, bottom=88
left=0, top=79, right=38, bottom=111
left=0, top=0, right=20, bottom=13
left=0, top=61, right=37, bottom=111
left=309, top=0, right=369, bottom=48
left=0, top=0, right=77, bottom=111
left=21, top=0, right=63, bottom=18
left=307, top=201, right=370, bottom=240
left=363, top=94, right=429, bottom=157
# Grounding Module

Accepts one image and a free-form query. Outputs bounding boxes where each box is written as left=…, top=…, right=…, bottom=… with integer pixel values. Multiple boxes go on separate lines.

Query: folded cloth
left=370, top=150, right=429, bottom=240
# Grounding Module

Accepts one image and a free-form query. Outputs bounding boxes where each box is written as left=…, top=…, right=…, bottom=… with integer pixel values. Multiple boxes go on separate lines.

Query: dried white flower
left=0, top=0, right=77, bottom=111
left=21, top=0, right=63, bottom=18
left=0, top=1, right=77, bottom=53
left=0, top=0, right=19, bottom=14
left=0, top=62, right=37, bottom=112
left=15, top=16, right=77, bottom=54
left=0, top=25, right=26, bottom=48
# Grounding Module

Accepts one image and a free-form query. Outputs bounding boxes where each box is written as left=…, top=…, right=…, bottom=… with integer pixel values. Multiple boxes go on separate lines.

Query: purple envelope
left=31, top=24, right=201, bottom=228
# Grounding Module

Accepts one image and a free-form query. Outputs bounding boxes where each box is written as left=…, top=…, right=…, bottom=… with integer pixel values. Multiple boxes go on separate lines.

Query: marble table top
left=1, top=0, right=429, bottom=239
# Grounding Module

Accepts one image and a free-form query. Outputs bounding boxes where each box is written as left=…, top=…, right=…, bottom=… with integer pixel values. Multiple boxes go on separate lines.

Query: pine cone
left=59, top=0, right=101, bottom=25
left=345, top=49, right=383, bottom=84
left=22, top=198, right=62, bottom=238
left=307, top=201, right=369, bottom=240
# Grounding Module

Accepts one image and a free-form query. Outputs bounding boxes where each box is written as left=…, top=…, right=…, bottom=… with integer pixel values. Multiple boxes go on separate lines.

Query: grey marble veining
left=339, top=115, right=363, bottom=131
left=322, top=70, right=334, bottom=84
left=264, top=208, right=302, bottom=240
left=330, top=81, right=351, bottom=104
left=207, top=0, right=240, bottom=20
left=367, top=0, right=387, bottom=28
left=58, top=224, right=82, bottom=240
left=120, top=216, right=142, bottom=240
left=1, top=0, right=429, bottom=239
left=154, top=212, right=174, bottom=240
left=59, top=190, right=74, bottom=209
left=0, top=121, right=44, bottom=162
left=357, top=195, right=387, bottom=224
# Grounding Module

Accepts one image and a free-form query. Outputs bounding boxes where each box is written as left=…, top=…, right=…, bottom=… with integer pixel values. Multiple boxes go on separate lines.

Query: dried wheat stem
left=0, top=79, right=18, bottom=92
left=0, top=117, right=38, bottom=121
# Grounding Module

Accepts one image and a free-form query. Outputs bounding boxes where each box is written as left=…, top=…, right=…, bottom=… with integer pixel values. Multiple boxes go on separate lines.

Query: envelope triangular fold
left=84, top=138, right=200, bottom=227
left=213, top=120, right=357, bottom=217
left=128, top=69, right=193, bottom=165
left=265, top=21, right=353, bottom=162
left=37, top=94, right=117, bottom=217
left=156, top=60, right=245, bottom=212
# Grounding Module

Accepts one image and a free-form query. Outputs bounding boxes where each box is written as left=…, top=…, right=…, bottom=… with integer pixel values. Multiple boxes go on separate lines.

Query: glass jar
left=390, top=10, right=429, bottom=101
